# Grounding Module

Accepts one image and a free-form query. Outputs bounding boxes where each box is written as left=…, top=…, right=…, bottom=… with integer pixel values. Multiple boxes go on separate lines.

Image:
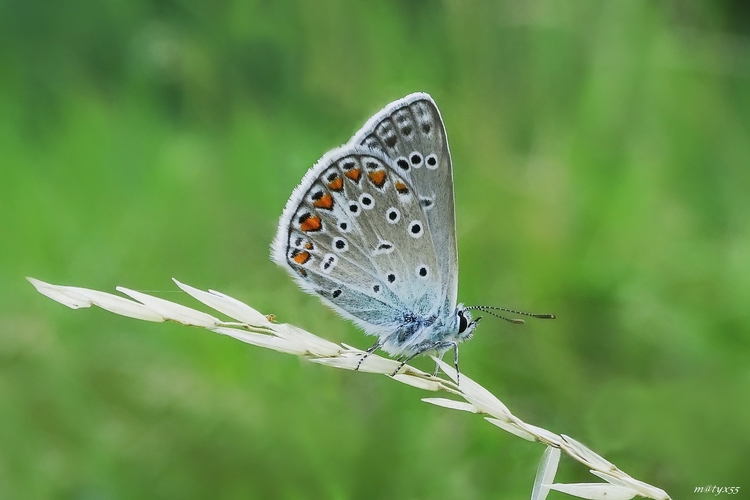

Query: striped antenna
left=467, top=306, right=556, bottom=325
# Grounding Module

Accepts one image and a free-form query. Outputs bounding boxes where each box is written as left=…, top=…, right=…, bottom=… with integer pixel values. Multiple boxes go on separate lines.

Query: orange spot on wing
left=304, top=242, right=314, bottom=250
left=292, top=250, right=311, bottom=265
left=313, top=193, right=334, bottom=209
left=368, top=170, right=387, bottom=188
left=299, top=214, right=322, bottom=232
left=328, top=177, right=343, bottom=191
left=395, top=181, right=409, bottom=194
left=344, top=168, right=361, bottom=183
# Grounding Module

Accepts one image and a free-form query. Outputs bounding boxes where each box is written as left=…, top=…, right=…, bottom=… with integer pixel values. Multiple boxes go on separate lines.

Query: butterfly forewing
left=350, top=93, right=459, bottom=314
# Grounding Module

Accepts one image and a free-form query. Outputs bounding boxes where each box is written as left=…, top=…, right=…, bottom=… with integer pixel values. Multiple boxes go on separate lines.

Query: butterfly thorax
left=380, top=305, right=478, bottom=356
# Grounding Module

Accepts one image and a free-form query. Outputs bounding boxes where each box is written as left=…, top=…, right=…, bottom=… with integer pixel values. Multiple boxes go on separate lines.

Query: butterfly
left=271, top=93, right=554, bottom=378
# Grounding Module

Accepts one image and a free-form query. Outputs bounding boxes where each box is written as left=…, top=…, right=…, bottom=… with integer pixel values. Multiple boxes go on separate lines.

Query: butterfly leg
left=432, top=342, right=461, bottom=384
left=448, top=341, right=460, bottom=385
left=432, top=352, right=445, bottom=377
left=355, top=339, right=384, bottom=371
left=391, top=349, right=426, bottom=377
left=391, top=340, right=451, bottom=377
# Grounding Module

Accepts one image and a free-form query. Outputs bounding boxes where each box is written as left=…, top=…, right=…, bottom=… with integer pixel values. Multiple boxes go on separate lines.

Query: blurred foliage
left=2, top=0, right=750, bottom=498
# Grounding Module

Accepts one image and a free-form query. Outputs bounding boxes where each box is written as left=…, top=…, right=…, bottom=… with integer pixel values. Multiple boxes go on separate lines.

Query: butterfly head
left=455, top=305, right=481, bottom=342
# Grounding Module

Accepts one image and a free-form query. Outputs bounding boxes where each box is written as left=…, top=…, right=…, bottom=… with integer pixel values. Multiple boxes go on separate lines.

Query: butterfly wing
left=272, top=93, right=458, bottom=342
left=349, top=93, right=459, bottom=314
left=271, top=145, right=445, bottom=338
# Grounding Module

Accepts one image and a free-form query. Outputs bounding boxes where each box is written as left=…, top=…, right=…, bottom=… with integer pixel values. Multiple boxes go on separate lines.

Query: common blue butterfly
left=272, top=93, right=553, bottom=377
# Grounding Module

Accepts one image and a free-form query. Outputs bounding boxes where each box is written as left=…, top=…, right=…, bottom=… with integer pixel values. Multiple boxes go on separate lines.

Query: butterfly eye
left=458, top=311, right=469, bottom=333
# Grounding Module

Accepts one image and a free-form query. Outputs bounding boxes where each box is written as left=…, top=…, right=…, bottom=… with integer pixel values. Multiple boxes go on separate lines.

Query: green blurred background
left=2, top=1, right=749, bottom=498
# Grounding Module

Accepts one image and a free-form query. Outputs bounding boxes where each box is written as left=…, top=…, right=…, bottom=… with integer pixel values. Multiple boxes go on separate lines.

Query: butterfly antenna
left=468, top=305, right=556, bottom=324
left=476, top=308, right=525, bottom=324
